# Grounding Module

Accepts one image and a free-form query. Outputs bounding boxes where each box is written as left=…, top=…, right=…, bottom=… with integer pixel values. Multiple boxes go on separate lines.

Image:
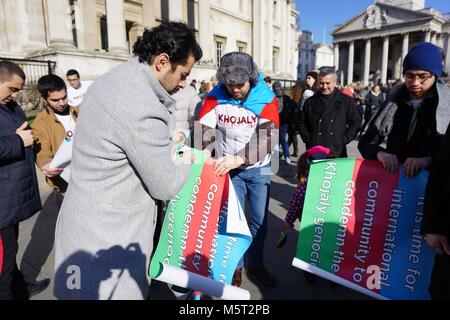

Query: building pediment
left=332, top=2, right=434, bottom=35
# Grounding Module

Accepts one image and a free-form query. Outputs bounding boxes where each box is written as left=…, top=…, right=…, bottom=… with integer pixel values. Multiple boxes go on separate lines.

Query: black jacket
left=0, top=101, right=41, bottom=229
left=422, top=123, right=450, bottom=238
left=277, top=94, right=298, bottom=134
left=358, top=84, right=444, bottom=163
left=298, top=89, right=361, bottom=157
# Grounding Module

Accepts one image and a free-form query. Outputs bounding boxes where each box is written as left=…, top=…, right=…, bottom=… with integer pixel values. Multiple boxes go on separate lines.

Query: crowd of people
left=1, top=21, right=450, bottom=300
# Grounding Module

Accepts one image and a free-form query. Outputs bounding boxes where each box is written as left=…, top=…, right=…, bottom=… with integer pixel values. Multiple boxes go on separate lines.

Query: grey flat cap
left=216, top=52, right=259, bottom=85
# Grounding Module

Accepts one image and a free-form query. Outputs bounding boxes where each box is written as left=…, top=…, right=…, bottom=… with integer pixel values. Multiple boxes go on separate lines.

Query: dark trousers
left=0, top=224, right=19, bottom=300
left=429, top=253, right=450, bottom=300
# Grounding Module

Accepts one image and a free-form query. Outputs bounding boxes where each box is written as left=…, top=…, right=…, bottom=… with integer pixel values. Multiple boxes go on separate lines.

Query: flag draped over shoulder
left=197, top=73, right=280, bottom=128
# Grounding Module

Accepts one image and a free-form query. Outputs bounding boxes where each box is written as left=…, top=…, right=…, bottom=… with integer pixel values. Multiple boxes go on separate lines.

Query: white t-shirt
left=55, top=113, right=76, bottom=134
left=67, top=80, right=93, bottom=107
left=199, top=103, right=271, bottom=169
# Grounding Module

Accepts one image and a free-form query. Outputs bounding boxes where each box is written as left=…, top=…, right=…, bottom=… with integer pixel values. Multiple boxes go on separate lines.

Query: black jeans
left=429, top=253, right=450, bottom=300
left=0, top=224, right=19, bottom=300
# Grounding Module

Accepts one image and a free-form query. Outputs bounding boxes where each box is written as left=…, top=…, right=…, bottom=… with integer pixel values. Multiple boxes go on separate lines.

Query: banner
left=149, top=149, right=252, bottom=300
left=293, top=158, right=435, bottom=300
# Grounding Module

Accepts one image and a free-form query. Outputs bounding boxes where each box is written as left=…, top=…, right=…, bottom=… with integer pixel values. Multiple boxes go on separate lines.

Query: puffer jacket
left=0, top=101, right=42, bottom=229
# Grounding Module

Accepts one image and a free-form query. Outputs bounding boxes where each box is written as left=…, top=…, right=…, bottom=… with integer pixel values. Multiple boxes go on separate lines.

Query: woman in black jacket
left=363, top=85, right=384, bottom=125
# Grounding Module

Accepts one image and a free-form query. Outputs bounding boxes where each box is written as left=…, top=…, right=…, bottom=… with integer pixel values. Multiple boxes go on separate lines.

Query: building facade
left=313, top=43, right=334, bottom=71
left=332, top=0, right=450, bottom=86
left=297, top=30, right=314, bottom=80
left=0, top=0, right=299, bottom=82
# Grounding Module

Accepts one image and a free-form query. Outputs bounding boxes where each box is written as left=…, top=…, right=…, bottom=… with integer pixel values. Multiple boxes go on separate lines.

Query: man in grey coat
left=53, top=22, right=202, bottom=300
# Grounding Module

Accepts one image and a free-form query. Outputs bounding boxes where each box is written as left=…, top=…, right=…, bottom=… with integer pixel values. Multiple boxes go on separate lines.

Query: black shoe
left=246, top=266, right=277, bottom=287
left=303, top=271, right=318, bottom=286
left=27, top=278, right=50, bottom=297
left=291, top=153, right=299, bottom=157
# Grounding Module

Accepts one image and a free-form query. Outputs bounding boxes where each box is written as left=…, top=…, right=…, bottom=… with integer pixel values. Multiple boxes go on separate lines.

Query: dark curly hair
left=296, top=150, right=336, bottom=186
left=133, top=22, right=202, bottom=70
left=37, top=74, right=67, bottom=99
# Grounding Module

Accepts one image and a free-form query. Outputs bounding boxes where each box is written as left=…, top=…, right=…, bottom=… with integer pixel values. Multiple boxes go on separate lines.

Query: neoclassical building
left=332, top=0, right=450, bottom=86
left=0, top=0, right=299, bottom=82
left=313, top=43, right=334, bottom=71
left=297, top=30, right=314, bottom=80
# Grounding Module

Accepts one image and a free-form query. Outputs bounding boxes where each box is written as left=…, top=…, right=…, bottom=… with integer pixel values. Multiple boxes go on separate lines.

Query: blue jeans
left=229, top=165, right=271, bottom=268
left=279, top=124, right=290, bottom=158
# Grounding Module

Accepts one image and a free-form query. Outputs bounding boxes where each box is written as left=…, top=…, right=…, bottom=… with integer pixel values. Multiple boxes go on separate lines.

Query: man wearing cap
left=196, top=52, right=279, bottom=288
left=358, top=42, right=450, bottom=180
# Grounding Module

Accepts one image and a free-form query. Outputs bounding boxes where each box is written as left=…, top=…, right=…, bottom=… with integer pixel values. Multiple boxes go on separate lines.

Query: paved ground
left=17, top=140, right=370, bottom=300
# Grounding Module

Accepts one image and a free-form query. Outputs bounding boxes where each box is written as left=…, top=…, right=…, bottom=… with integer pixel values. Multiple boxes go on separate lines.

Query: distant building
left=0, top=0, right=299, bottom=83
left=332, top=0, right=450, bottom=85
left=313, top=43, right=334, bottom=71
left=297, top=30, right=315, bottom=80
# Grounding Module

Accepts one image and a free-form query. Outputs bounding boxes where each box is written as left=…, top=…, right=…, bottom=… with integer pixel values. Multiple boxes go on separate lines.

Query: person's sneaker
left=27, top=278, right=50, bottom=297
left=246, top=266, right=277, bottom=287
left=291, top=153, right=299, bottom=157
left=232, top=268, right=243, bottom=287
left=285, top=157, right=292, bottom=164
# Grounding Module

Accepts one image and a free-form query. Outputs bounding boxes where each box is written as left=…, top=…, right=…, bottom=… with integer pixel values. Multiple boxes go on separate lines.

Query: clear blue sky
left=296, top=0, right=450, bottom=44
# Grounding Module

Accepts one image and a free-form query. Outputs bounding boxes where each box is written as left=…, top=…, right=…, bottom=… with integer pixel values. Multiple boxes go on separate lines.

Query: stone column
left=106, top=0, right=128, bottom=53
left=78, top=0, right=98, bottom=50
left=2, top=0, right=27, bottom=52
left=46, top=0, right=75, bottom=48
left=446, top=34, right=450, bottom=76
left=424, top=31, right=431, bottom=42
left=168, top=0, right=183, bottom=22
left=280, top=0, right=288, bottom=74
left=402, top=33, right=409, bottom=61
left=252, top=0, right=265, bottom=69
left=96, top=14, right=102, bottom=50
left=347, top=40, right=354, bottom=85
left=381, top=36, right=389, bottom=85
left=198, top=0, right=211, bottom=63
left=266, top=0, right=274, bottom=72
left=363, top=38, right=371, bottom=87
left=394, top=42, right=402, bottom=80
left=430, top=32, right=437, bottom=44
left=23, top=0, right=47, bottom=51
left=142, top=0, right=156, bottom=28
left=334, top=43, right=339, bottom=69
left=0, top=0, right=7, bottom=50
left=284, top=0, right=292, bottom=74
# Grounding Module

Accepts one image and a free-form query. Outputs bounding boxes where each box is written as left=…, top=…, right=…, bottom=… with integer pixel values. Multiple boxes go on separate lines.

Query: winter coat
left=0, top=101, right=41, bottom=229
left=53, top=57, right=191, bottom=300
left=298, top=89, right=362, bottom=157
left=358, top=80, right=450, bottom=163
left=31, top=106, right=79, bottom=193
left=422, top=123, right=450, bottom=239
